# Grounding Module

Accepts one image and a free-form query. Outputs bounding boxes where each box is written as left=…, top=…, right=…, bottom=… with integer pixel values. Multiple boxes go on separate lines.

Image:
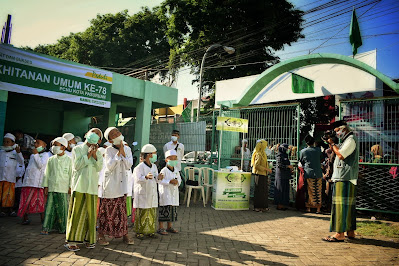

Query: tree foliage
left=160, top=0, right=304, bottom=92
left=31, top=9, right=170, bottom=79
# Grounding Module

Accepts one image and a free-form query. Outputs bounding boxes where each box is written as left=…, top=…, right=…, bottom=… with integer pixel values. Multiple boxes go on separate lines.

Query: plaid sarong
left=330, top=181, right=357, bottom=232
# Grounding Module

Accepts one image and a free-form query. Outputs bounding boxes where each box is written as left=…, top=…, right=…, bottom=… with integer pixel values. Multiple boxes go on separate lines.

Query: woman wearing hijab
left=274, top=144, right=293, bottom=210
left=251, top=140, right=272, bottom=212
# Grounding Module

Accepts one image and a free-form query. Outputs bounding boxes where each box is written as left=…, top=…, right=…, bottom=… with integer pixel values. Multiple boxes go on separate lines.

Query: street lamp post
left=196, top=44, right=235, bottom=122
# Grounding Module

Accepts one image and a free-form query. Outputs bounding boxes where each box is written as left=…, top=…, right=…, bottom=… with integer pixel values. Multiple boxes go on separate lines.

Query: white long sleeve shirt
left=102, top=145, right=133, bottom=199
left=133, top=162, right=159, bottom=209
left=127, top=169, right=134, bottom=197
left=97, top=161, right=107, bottom=198
left=163, top=141, right=184, bottom=171
left=159, top=166, right=181, bottom=206
left=15, top=163, right=25, bottom=188
left=0, top=150, right=24, bottom=183
left=22, top=152, right=50, bottom=188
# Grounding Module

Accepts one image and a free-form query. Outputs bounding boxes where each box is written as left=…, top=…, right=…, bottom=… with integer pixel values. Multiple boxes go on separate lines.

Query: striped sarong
left=306, top=178, right=322, bottom=208
left=98, top=196, right=128, bottom=238
left=134, top=208, right=156, bottom=235
left=66, top=191, right=97, bottom=245
left=42, top=192, right=69, bottom=233
left=0, top=181, right=15, bottom=208
left=18, top=187, right=46, bottom=217
left=330, top=181, right=357, bottom=233
left=126, top=196, right=132, bottom=217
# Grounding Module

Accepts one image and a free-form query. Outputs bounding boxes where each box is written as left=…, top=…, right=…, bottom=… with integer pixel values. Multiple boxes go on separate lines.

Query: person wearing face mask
left=163, top=130, right=184, bottom=172
left=65, top=128, right=103, bottom=251
left=133, top=144, right=164, bottom=240
left=62, top=133, right=77, bottom=157
left=274, top=143, right=294, bottom=211
left=18, top=139, right=50, bottom=225
left=41, top=137, right=72, bottom=235
left=299, top=135, right=323, bottom=213
left=0, top=133, right=24, bottom=217
left=97, top=127, right=134, bottom=245
left=251, top=139, right=272, bottom=212
left=322, top=120, right=359, bottom=242
left=157, top=150, right=181, bottom=235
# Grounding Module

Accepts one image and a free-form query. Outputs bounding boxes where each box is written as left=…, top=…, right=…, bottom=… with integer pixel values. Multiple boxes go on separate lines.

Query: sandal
left=40, top=231, right=49, bottom=235
left=123, top=236, right=134, bottom=245
left=85, top=243, right=96, bottom=249
left=166, top=228, right=178, bottom=233
left=253, top=208, right=261, bottom=212
left=97, top=237, right=109, bottom=246
left=322, top=236, right=345, bottom=242
left=261, top=208, right=270, bottom=212
left=157, top=228, right=168, bottom=235
left=9, top=211, right=17, bottom=217
left=22, top=220, right=30, bottom=225
left=64, top=243, right=80, bottom=251
left=136, top=233, right=145, bottom=240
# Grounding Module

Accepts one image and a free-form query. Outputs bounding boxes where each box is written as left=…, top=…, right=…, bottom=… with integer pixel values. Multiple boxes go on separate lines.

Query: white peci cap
left=53, top=137, right=68, bottom=148
left=141, top=144, right=157, bottom=153
left=165, top=149, right=177, bottom=158
left=62, top=133, right=75, bottom=141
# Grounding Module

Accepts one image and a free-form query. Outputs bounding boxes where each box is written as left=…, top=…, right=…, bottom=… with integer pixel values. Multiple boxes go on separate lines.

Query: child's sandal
left=157, top=228, right=168, bottom=235
left=64, top=243, right=80, bottom=252
left=166, top=228, right=178, bottom=233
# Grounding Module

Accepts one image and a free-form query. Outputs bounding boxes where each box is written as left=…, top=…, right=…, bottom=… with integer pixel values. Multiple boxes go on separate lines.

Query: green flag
left=292, top=73, right=314, bottom=93
left=181, top=101, right=192, bottom=122
left=349, top=8, right=362, bottom=56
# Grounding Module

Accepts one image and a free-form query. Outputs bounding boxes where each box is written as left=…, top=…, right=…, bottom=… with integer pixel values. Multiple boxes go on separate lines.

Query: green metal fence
left=340, top=97, right=399, bottom=214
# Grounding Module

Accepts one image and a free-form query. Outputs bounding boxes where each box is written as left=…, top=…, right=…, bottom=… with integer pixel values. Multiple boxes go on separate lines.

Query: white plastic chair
left=201, top=167, right=214, bottom=204
left=183, top=167, right=206, bottom=207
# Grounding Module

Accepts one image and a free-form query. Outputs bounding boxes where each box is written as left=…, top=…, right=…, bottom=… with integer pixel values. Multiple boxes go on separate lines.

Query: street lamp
left=196, top=44, right=235, bottom=122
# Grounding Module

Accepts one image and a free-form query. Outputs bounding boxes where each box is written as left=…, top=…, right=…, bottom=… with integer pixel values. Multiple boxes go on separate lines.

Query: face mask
left=167, top=160, right=178, bottom=167
left=149, top=154, right=157, bottom=163
left=1, top=145, right=14, bottom=151
left=336, top=128, right=345, bottom=139
left=70, top=143, right=76, bottom=149
left=265, top=148, right=272, bottom=156
left=112, top=135, right=124, bottom=145
left=86, top=132, right=100, bottom=144
left=36, top=146, right=44, bottom=153
left=51, top=146, right=63, bottom=155
left=171, top=136, right=178, bottom=142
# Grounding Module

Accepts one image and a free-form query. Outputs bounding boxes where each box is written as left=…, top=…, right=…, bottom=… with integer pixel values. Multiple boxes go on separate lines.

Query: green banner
left=212, top=171, right=251, bottom=210
left=292, top=73, right=314, bottom=94
left=216, top=116, right=248, bottom=133
left=0, top=45, right=112, bottom=108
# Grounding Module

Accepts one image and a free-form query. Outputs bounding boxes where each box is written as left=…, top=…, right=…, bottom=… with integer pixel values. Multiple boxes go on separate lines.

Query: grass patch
left=357, top=221, right=399, bottom=238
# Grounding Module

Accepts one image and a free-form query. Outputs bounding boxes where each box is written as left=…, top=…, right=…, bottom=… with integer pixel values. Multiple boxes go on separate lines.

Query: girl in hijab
left=274, top=144, right=293, bottom=210
left=251, top=139, right=272, bottom=212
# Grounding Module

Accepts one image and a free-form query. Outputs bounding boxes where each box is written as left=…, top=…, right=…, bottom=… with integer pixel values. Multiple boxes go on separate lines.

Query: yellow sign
left=216, top=116, right=248, bottom=133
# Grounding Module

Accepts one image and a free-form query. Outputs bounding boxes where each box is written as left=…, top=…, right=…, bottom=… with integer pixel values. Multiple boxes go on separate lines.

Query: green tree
left=161, top=0, right=304, bottom=92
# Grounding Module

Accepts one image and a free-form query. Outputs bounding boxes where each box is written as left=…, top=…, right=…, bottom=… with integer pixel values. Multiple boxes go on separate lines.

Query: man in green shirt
left=65, top=128, right=103, bottom=251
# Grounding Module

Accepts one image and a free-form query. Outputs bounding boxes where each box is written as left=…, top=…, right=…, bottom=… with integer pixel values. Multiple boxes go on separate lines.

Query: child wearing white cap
left=157, top=149, right=181, bottom=235
left=133, top=144, right=164, bottom=239
left=0, top=133, right=24, bottom=216
left=41, top=137, right=72, bottom=235
left=62, top=133, right=77, bottom=158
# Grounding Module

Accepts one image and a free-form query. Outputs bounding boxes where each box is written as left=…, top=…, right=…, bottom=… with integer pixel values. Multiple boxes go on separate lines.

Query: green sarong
left=126, top=196, right=132, bottom=217
left=42, top=192, right=69, bottom=233
left=134, top=208, right=156, bottom=235
left=330, top=181, right=357, bottom=233
left=66, top=191, right=97, bottom=245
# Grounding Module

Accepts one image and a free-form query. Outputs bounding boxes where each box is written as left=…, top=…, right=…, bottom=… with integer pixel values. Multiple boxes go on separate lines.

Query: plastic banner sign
left=0, top=44, right=112, bottom=108
left=216, top=116, right=248, bottom=133
left=212, top=171, right=251, bottom=210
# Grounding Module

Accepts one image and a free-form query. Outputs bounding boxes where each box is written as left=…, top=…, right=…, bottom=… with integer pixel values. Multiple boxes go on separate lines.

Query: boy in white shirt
left=62, top=133, right=77, bottom=158
left=18, top=139, right=49, bottom=225
left=157, top=150, right=181, bottom=235
left=0, top=133, right=24, bottom=216
left=97, top=127, right=134, bottom=245
left=133, top=144, right=164, bottom=239
left=41, top=137, right=72, bottom=235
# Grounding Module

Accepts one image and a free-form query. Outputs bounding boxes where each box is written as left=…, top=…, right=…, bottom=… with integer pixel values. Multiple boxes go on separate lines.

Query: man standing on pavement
left=163, top=130, right=184, bottom=173
left=97, top=127, right=134, bottom=245
left=322, top=120, right=359, bottom=242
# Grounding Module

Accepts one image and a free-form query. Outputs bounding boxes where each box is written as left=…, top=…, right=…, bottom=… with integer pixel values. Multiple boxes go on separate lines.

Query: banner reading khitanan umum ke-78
left=0, top=44, right=112, bottom=108
left=216, top=116, right=248, bottom=133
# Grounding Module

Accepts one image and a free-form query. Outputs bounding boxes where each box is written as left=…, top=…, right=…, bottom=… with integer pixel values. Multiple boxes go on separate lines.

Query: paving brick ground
left=0, top=201, right=398, bottom=265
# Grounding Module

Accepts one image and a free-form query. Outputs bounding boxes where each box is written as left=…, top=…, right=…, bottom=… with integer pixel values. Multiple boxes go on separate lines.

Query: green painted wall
left=62, top=109, right=91, bottom=139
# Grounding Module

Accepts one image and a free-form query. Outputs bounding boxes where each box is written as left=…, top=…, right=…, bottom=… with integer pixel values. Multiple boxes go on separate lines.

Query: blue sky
left=1, top=0, right=398, bottom=104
